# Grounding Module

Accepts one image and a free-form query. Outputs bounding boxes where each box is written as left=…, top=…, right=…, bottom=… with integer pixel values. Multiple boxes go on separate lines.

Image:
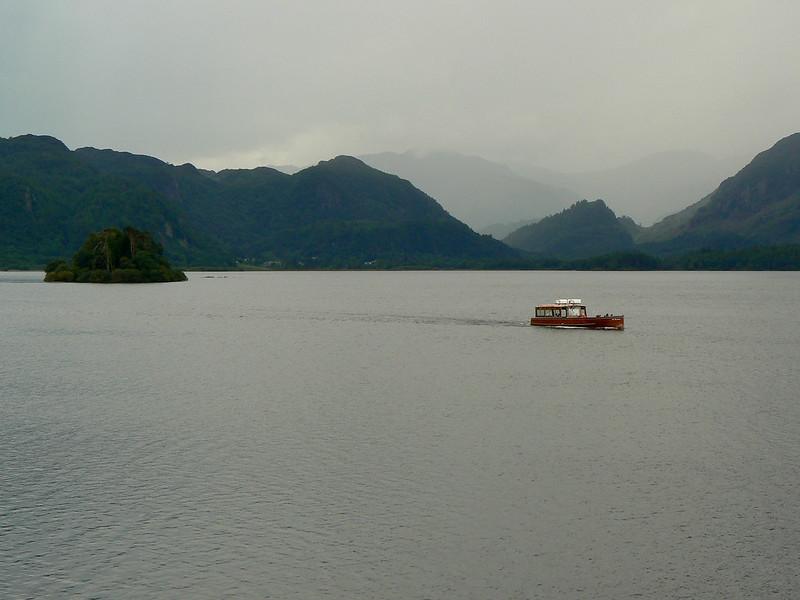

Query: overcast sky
left=1, top=0, right=798, bottom=172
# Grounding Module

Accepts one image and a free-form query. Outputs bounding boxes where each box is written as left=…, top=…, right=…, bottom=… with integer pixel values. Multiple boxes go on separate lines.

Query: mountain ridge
left=502, top=133, right=800, bottom=259
left=360, top=150, right=578, bottom=230
left=636, top=132, right=800, bottom=253
left=1, top=135, right=516, bottom=268
left=504, top=199, right=637, bottom=259
left=512, top=150, right=745, bottom=225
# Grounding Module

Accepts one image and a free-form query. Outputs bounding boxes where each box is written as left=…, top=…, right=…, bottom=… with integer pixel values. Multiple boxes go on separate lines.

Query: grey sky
left=1, top=0, right=798, bottom=172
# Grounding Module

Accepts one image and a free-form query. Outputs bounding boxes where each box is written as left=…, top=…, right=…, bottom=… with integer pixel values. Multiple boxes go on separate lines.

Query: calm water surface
left=2, top=271, right=799, bottom=599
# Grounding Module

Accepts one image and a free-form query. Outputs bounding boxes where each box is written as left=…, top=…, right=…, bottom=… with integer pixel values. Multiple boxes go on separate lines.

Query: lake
left=2, top=270, right=799, bottom=599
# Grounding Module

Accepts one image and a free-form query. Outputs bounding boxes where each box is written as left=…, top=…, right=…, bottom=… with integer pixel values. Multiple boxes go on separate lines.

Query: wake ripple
left=313, top=311, right=529, bottom=328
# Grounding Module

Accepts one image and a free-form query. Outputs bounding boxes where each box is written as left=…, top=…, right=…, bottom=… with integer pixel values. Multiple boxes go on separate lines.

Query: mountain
left=505, top=134, right=800, bottom=259
left=513, top=151, right=744, bottom=226
left=74, top=147, right=517, bottom=265
left=637, top=133, right=800, bottom=253
left=0, top=135, right=221, bottom=267
left=360, top=151, right=578, bottom=230
left=479, top=218, right=539, bottom=240
left=206, top=155, right=518, bottom=265
left=361, top=149, right=743, bottom=230
left=1, top=135, right=517, bottom=268
left=504, top=199, right=637, bottom=259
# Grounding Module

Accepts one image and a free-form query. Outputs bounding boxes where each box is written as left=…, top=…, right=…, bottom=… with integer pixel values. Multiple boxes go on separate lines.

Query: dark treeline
left=220, top=245, right=800, bottom=271
left=534, top=245, right=800, bottom=271
left=528, top=245, right=800, bottom=271
left=6, top=135, right=800, bottom=272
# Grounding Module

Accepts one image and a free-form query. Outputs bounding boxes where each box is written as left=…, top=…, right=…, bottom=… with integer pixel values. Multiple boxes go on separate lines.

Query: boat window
left=567, top=306, right=581, bottom=317
left=553, top=308, right=563, bottom=317
left=535, top=308, right=543, bottom=317
left=544, top=309, right=553, bottom=317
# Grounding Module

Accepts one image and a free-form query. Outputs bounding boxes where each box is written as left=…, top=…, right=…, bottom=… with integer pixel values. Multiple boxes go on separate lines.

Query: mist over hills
left=480, top=219, right=540, bottom=241
left=513, top=151, right=745, bottom=226
left=0, top=135, right=516, bottom=268
left=637, top=132, right=800, bottom=254
left=3, top=131, right=798, bottom=269
left=267, top=164, right=303, bottom=175
left=504, top=199, right=637, bottom=259
left=502, top=133, right=800, bottom=260
left=361, top=149, right=745, bottom=233
left=360, top=151, right=578, bottom=231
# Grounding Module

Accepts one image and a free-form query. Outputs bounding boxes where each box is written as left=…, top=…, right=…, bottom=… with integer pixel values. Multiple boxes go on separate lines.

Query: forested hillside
left=1, top=136, right=517, bottom=268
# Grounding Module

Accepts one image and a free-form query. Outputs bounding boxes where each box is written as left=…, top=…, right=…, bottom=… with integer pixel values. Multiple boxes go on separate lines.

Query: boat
left=530, top=298, right=624, bottom=330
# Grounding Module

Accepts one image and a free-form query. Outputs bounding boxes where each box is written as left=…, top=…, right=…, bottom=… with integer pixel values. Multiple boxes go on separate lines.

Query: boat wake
left=312, top=311, right=529, bottom=328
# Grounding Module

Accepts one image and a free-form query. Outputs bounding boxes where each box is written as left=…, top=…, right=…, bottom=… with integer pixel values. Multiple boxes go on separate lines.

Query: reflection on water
left=2, top=271, right=799, bottom=599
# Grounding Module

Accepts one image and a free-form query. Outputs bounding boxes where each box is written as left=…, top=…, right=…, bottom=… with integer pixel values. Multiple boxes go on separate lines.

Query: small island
left=44, top=227, right=187, bottom=283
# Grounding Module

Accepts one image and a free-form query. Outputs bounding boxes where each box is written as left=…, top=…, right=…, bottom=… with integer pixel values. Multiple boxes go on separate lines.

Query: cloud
left=2, top=0, right=799, bottom=170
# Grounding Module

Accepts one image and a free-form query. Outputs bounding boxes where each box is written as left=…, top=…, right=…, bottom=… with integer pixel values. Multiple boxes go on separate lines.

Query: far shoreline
left=4, top=267, right=800, bottom=274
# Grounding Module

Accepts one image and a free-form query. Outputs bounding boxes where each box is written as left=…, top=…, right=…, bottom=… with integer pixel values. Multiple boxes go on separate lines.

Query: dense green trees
left=637, top=132, right=800, bottom=253
left=504, top=199, right=637, bottom=259
left=557, top=246, right=800, bottom=270
left=2, top=136, right=516, bottom=268
left=6, top=133, right=800, bottom=271
left=44, top=227, right=187, bottom=283
left=663, top=245, right=800, bottom=270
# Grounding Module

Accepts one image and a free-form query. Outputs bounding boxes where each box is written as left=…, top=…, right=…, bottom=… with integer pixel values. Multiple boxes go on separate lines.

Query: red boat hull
left=530, top=315, right=624, bottom=330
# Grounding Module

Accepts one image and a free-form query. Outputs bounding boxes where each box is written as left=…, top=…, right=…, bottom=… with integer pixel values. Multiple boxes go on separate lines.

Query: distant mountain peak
left=360, top=150, right=578, bottom=229
left=512, top=149, right=745, bottom=225
left=504, top=198, right=635, bottom=259
left=75, top=146, right=169, bottom=168
left=5, top=134, right=69, bottom=153
left=772, top=131, right=800, bottom=148
left=573, top=198, right=609, bottom=210
left=316, top=155, right=372, bottom=171
left=638, top=132, right=800, bottom=252
left=0, top=134, right=518, bottom=268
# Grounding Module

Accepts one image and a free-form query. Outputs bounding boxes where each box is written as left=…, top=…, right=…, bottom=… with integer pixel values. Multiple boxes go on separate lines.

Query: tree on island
left=44, top=227, right=187, bottom=283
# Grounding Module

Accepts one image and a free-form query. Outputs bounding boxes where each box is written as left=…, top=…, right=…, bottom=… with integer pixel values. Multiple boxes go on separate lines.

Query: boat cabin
left=531, top=298, right=623, bottom=330
left=534, top=298, right=587, bottom=318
